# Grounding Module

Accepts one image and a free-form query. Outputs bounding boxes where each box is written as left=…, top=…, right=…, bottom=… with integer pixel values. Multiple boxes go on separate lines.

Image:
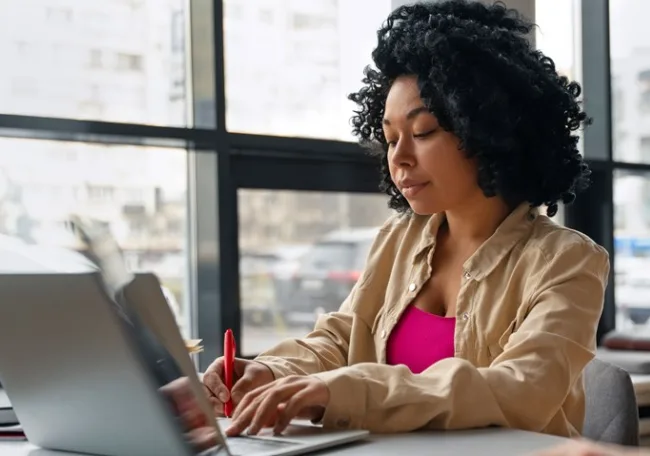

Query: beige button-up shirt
left=256, top=203, right=610, bottom=437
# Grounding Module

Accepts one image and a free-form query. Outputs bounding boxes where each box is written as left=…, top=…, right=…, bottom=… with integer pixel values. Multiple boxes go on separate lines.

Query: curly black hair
left=349, top=0, right=591, bottom=217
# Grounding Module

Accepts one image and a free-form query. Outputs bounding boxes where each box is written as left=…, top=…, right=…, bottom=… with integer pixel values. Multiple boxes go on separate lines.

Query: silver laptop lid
left=0, top=272, right=224, bottom=456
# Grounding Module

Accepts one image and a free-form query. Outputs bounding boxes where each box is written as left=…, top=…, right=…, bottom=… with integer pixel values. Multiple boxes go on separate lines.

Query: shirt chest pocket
left=347, top=274, right=387, bottom=333
left=486, top=319, right=517, bottom=363
left=347, top=281, right=390, bottom=363
left=480, top=286, right=529, bottom=364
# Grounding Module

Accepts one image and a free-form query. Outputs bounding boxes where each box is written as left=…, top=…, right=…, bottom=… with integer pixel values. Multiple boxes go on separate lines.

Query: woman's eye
left=414, top=129, right=436, bottom=138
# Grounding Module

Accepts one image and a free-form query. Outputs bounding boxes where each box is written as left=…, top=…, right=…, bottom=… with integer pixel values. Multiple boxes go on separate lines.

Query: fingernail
left=218, top=391, right=229, bottom=402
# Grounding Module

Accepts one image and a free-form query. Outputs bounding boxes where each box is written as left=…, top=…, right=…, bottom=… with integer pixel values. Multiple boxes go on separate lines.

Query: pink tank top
left=386, top=305, right=456, bottom=374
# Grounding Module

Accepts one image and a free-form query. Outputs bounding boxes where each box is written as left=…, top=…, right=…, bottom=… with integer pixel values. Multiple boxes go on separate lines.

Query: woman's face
left=383, top=75, right=482, bottom=216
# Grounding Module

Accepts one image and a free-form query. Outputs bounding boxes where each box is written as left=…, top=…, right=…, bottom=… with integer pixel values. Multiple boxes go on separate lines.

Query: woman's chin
left=408, top=202, right=438, bottom=216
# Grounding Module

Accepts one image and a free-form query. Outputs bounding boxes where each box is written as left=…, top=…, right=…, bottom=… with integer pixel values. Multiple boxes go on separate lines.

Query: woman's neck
left=444, top=196, right=513, bottom=245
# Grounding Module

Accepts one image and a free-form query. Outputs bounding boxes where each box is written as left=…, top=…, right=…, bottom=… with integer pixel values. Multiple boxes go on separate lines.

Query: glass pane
left=223, top=0, right=392, bottom=141
left=610, top=0, right=650, bottom=163
left=239, top=189, right=392, bottom=355
left=613, top=170, right=650, bottom=330
left=0, top=138, right=190, bottom=337
left=535, top=0, right=578, bottom=81
left=0, top=0, right=189, bottom=126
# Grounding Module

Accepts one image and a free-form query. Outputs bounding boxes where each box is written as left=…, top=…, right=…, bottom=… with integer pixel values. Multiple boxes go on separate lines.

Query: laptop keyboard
left=226, top=436, right=299, bottom=455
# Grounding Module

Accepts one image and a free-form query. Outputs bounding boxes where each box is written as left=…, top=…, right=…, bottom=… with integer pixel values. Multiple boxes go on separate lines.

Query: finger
left=186, top=427, right=219, bottom=452
left=226, top=385, right=275, bottom=436
left=160, top=378, right=195, bottom=414
left=225, top=398, right=259, bottom=436
left=203, top=384, right=215, bottom=400
left=209, top=396, right=224, bottom=417
left=232, top=382, right=274, bottom=421
left=203, top=358, right=229, bottom=402
left=274, top=388, right=314, bottom=434
left=231, top=374, right=257, bottom=405
left=524, top=443, right=576, bottom=456
left=248, top=384, right=301, bottom=435
left=180, top=406, right=208, bottom=431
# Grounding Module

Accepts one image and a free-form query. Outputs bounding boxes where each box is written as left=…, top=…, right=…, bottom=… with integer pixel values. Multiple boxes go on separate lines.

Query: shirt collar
left=412, top=202, right=538, bottom=281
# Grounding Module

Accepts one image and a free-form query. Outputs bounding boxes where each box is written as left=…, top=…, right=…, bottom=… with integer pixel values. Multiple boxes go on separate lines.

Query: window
left=291, top=14, right=336, bottom=30
left=87, top=185, right=115, bottom=202
left=0, top=1, right=189, bottom=127
left=117, top=53, right=144, bottom=72
left=223, top=0, right=393, bottom=141
left=88, top=49, right=103, bottom=69
left=552, top=205, right=565, bottom=226
left=613, top=170, right=650, bottom=330
left=535, top=0, right=579, bottom=81
left=171, top=10, right=185, bottom=52
left=46, top=7, right=73, bottom=24
left=259, top=9, right=273, bottom=24
left=639, top=70, right=650, bottom=114
left=610, top=0, right=650, bottom=163
left=641, top=138, right=650, bottom=163
left=238, top=189, right=392, bottom=355
left=0, top=138, right=190, bottom=337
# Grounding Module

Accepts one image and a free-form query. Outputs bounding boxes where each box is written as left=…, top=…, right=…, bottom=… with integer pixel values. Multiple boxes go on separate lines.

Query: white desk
left=0, top=428, right=567, bottom=456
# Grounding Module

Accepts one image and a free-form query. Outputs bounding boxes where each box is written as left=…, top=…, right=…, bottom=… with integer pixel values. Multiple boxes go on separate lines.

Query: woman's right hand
left=202, top=357, right=274, bottom=416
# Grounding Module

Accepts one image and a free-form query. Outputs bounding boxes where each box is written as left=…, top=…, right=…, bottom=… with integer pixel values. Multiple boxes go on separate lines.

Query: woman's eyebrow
left=382, top=106, right=429, bottom=125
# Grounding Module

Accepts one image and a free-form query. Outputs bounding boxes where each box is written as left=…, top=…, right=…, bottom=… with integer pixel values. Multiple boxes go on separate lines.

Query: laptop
left=0, top=218, right=369, bottom=456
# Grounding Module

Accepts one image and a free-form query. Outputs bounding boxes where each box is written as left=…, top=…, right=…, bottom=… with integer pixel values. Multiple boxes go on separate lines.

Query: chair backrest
left=583, top=357, right=640, bottom=446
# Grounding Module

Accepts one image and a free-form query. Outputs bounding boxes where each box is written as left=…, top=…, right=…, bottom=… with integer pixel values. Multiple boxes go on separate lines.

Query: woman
left=203, top=0, right=610, bottom=438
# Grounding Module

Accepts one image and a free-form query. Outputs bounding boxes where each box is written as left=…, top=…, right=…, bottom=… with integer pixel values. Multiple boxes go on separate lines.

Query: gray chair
left=583, top=357, right=640, bottom=446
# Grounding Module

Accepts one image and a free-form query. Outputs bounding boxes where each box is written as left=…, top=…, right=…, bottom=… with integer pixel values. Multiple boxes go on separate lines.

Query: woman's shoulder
left=525, top=215, right=610, bottom=269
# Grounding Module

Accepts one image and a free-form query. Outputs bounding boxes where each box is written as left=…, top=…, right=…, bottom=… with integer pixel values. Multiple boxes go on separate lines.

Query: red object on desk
left=0, top=424, right=26, bottom=441
left=223, top=329, right=235, bottom=418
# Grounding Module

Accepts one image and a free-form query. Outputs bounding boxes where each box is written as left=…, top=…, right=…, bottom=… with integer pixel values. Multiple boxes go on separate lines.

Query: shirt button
left=462, top=312, right=470, bottom=321
left=463, top=271, right=471, bottom=280
left=408, top=283, right=417, bottom=292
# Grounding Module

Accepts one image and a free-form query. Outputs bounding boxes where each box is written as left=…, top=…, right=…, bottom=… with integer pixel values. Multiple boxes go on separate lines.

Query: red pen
left=223, top=329, right=235, bottom=418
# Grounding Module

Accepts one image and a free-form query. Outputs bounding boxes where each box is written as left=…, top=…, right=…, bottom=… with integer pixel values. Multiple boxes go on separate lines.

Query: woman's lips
left=401, top=182, right=430, bottom=198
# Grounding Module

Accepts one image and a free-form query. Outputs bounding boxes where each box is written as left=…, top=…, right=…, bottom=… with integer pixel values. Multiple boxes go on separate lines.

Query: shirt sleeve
left=254, top=287, right=356, bottom=379
left=311, top=241, right=610, bottom=434
left=255, top=217, right=403, bottom=379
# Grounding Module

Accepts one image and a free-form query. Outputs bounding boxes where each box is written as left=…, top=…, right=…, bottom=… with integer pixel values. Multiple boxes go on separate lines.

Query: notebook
left=0, top=424, right=25, bottom=441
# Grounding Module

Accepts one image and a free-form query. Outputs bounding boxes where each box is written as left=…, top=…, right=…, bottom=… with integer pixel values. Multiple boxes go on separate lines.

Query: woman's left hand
left=225, top=375, right=330, bottom=437
left=159, top=377, right=219, bottom=452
